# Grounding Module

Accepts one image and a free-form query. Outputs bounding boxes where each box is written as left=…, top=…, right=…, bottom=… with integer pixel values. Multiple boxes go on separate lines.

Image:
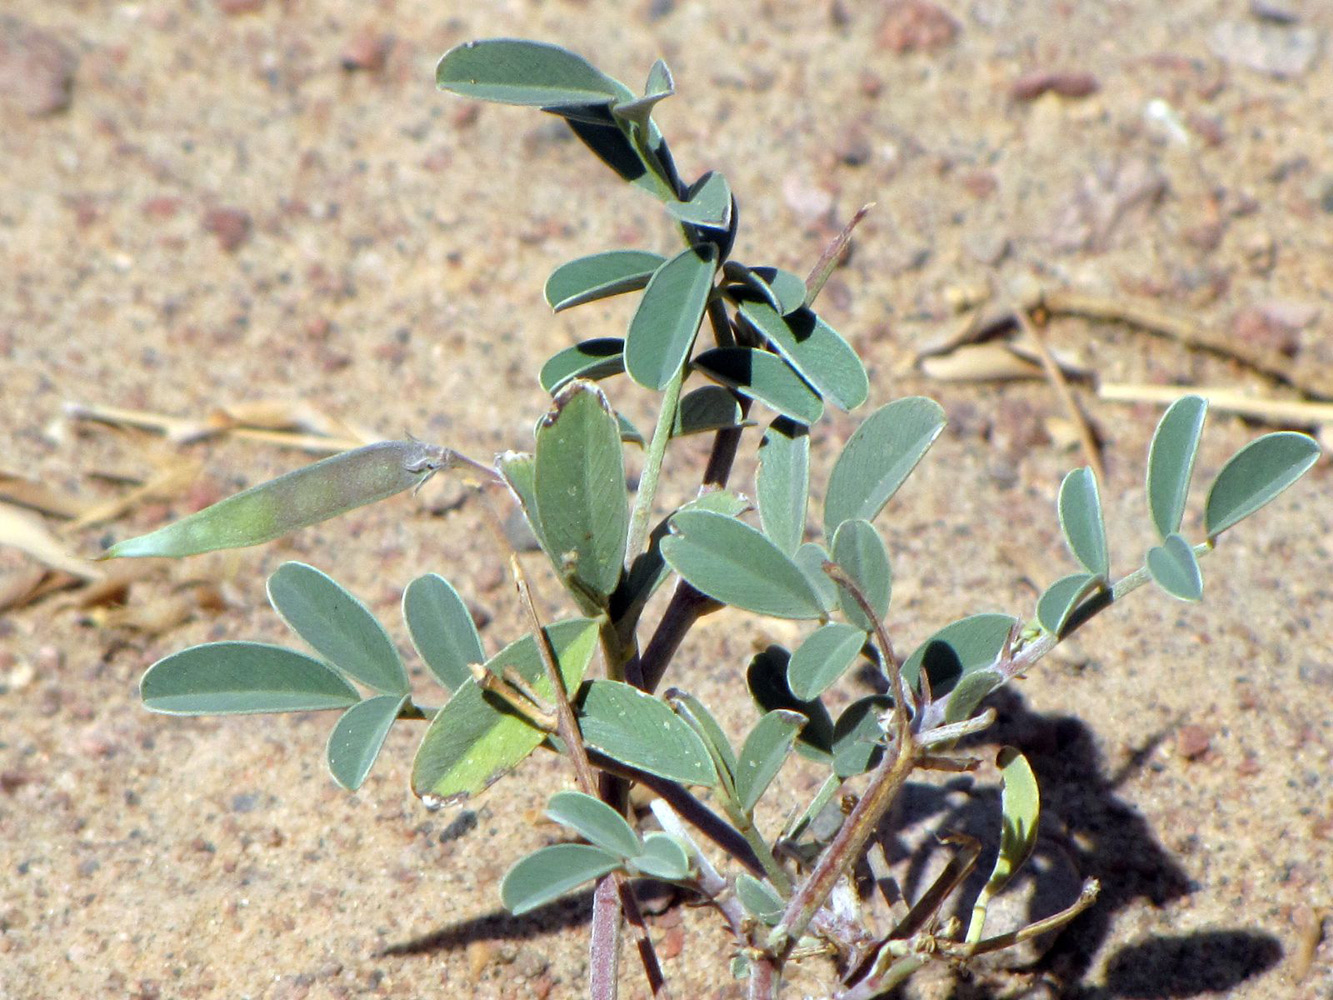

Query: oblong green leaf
left=267, top=562, right=407, bottom=695
left=901, top=613, right=1017, bottom=698
left=625, top=243, right=718, bottom=390
left=943, top=669, right=1004, bottom=725
left=735, top=873, right=785, bottom=924
left=545, top=252, right=665, bottom=313
left=411, top=619, right=599, bottom=805
left=1036, top=572, right=1099, bottom=636
left=539, top=338, right=626, bottom=394
left=403, top=573, right=484, bottom=694
left=666, top=171, right=732, bottom=230
left=746, top=645, right=835, bottom=763
left=535, top=381, right=628, bottom=604
left=823, top=398, right=946, bottom=536
left=693, top=347, right=823, bottom=425
left=830, top=519, right=891, bottom=632
left=501, top=843, right=622, bottom=916
left=141, top=642, right=360, bottom=715
left=665, top=689, right=738, bottom=788
left=966, top=746, right=1039, bottom=943
left=437, top=39, right=630, bottom=108
left=546, top=790, right=642, bottom=858
left=832, top=695, right=892, bottom=778
left=1146, top=395, right=1208, bottom=542
left=661, top=510, right=826, bottom=620
left=756, top=417, right=810, bottom=555
left=674, top=386, right=746, bottom=436
left=1058, top=467, right=1110, bottom=580
left=787, top=622, right=867, bottom=701
left=793, top=542, right=838, bottom=613
left=734, top=709, right=806, bottom=814
left=1146, top=533, right=1204, bottom=602
left=737, top=301, right=868, bottom=412
left=630, top=832, right=690, bottom=881
left=326, top=693, right=409, bottom=791
left=104, top=440, right=451, bottom=559
left=1204, top=432, right=1321, bottom=538
left=578, top=680, right=716, bottom=786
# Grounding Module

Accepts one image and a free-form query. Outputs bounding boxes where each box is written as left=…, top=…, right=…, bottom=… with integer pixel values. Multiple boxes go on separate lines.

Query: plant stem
left=766, top=735, right=919, bottom=962
left=628, top=366, right=685, bottom=559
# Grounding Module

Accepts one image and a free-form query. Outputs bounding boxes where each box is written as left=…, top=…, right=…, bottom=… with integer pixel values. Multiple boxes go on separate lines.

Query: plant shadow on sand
left=883, top=687, right=1281, bottom=998
left=380, top=686, right=1280, bottom=998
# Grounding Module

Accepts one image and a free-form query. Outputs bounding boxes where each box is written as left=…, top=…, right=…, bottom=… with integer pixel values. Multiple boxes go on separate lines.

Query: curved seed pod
left=104, top=440, right=466, bottom=559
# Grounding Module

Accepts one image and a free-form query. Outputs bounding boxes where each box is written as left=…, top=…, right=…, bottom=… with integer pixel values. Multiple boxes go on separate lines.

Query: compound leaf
left=437, top=39, right=630, bottom=108
left=1204, top=432, right=1320, bottom=539
left=734, top=709, right=806, bottom=814
left=661, top=510, right=826, bottom=620
left=625, top=243, right=718, bottom=391
left=579, top=680, right=716, bottom=786
left=412, top=618, right=598, bottom=806
left=501, top=843, right=622, bottom=916
left=756, top=417, right=810, bottom=555
left=326, top=693, right=409, bottom=791
left=693, top=347, right=824, bottom=425
left=535, top=381, right=628, bottom=604
left=267, top=561, right=407, bottom=695
left=787, top=622, right=867, bottom=701
left=403, top=573, right=484, bottom=694
left=141, top=642, right=359, bottom=715
left=546, top=790, right=642, bottom=858
left=1146, top=533, right=1204, bottom=602
left=1147, top=395, right=1207, bottom=541
left=545, top=252, right=664, bottom=314
left=823, top=398, right=945, bottom=536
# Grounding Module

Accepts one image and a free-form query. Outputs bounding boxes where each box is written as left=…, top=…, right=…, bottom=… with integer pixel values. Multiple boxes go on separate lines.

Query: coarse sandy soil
left=2, top=2, right=1331, bottom=998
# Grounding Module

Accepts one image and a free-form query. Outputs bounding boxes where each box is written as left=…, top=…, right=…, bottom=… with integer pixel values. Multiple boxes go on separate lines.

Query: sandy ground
left=2, top=1, right=1331, bottom=998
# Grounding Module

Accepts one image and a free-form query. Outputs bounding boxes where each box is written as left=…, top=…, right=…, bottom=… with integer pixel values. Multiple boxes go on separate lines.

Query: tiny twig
left=948, top=878, right=1100, bottom=957
left=1100, top=382, right=1333, bottom=427
left=1013, top=305, right=1106, bottom=486
left=821, top=561, right=910, bottom=736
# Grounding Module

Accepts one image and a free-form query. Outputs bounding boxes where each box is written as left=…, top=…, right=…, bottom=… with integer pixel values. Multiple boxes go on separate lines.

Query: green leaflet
left=141, top=642, right=360, bottom=716
left=534, top=381, right=629, bottom=605
left=267, top=561, right=408, bottom=695
left=823, top=398, right=945, bottom=536
left=578, top=680, right=716, bottom=786
left=625, top=243, right=718, bottom=391
left=693, top=347, right=824, bottom=425
left=787, top=622, right=867, bottom=701
left=501, top=843, right=622, bottom=916
left=1146, top=533, right=1203, bottom=602
left=966, top=747, right=1040, bottom=943
left=661, top=510, right=827, bottom=620
left=830, top=518, right=891, bottom=632
left=756, top=417, right=810, bottom=555
left=734, top=710, right=806, bottom=814
left=436, top=39, right=631, bottom=108
left=326, top=693, right=409, bottom=791
left=544, top=252, right=664, bottom=314
left=1146, top=395, right=1207, bottom=542
left=403, top=573, right=485, bottom=694
left=900, top=613, right=1017, bottom=699
left=736, top=300, right=868, bottom=412
left=546, top=790, right=642, bottom=858
left=1204, top=432, right=1321, bottom=539
left=1058, top=467, right=1110, bottom=580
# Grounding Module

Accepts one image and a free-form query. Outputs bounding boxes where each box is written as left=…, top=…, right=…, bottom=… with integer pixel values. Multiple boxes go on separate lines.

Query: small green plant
left=104, top=39, right=1320, bottom=999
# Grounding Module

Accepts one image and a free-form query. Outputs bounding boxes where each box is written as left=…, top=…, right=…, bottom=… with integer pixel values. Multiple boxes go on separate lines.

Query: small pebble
left=341, top=29, right=390, bottom=73
left=0, top=17, right=78, bottom=117
left=203, top=208, right=252, bottom=252
left=1176, top=724, right=1212, bottom=760
left=1011, top=70, right=1099, bottom=101
left=877, top=0, right=959, bottom=54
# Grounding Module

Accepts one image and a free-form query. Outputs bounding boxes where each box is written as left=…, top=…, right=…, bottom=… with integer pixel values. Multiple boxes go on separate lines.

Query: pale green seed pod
left=103, top=440, right=455, bottom=559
